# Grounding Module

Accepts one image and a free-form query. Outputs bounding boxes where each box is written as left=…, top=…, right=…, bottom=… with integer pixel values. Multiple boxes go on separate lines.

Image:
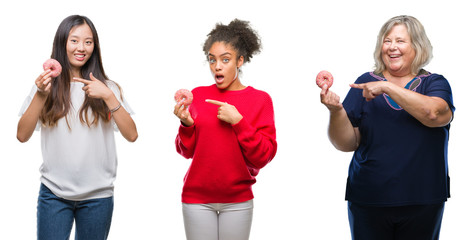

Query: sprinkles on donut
left=316, top=70, right=334, bottom=88
left=43, top=59, right=62, bottom=78
left=175, top=89, right=193, bottom=106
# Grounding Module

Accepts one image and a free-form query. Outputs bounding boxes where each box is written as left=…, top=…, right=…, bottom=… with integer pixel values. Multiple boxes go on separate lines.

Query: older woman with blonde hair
left=320, top=15, right=454, bottom=240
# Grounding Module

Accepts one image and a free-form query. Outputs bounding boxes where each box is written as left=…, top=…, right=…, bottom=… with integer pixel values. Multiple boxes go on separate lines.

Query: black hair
left=203, top=19, right=261, bottom=63
left=41, top=15, right=110, bottom=127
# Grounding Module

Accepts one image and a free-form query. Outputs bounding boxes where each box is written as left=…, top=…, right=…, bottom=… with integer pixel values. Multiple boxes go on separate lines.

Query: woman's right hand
left=320, top=83, right=360, bottom=152
left=320, top=84, right=343, bottom=112
left=17, top=70, right=52, bottom=142
left=174, top=100, right=194, bottom=127
left=35, top=70, right=53, bottom=96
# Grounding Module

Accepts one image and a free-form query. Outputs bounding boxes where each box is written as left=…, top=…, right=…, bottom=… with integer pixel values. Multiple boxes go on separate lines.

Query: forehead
left=386, top=24, right=410, bottom=38
left=208, top=41, right=237, bottom=56
left=68, top=24, right=93, bottom=38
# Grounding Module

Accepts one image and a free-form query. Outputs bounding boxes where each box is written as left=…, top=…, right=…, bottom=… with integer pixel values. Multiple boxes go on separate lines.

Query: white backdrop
left=1, top=0, right=473, bottom=239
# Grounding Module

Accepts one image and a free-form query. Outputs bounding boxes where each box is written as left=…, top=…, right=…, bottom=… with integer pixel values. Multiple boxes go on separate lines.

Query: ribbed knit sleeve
left=175, top=124, right=196, bottom=159
left=232, top=93, right=277, bottom=171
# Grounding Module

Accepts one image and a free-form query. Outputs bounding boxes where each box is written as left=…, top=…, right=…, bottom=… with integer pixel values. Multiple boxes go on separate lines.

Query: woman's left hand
left=351, top=80, right=452, bottom=127
left=350, top=81, right=389, bottom=101
left=206, top=99, right=243, bottom=125
left=73, top=73, right=113, bottom=100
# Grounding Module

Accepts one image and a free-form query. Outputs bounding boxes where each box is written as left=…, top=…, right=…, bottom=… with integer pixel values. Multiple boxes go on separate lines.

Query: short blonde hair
left=373, top=15, right=433, bottom=75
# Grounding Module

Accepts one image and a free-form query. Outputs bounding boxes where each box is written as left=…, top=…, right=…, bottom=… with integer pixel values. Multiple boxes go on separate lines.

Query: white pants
left=182, top=200, right=254, bottom=240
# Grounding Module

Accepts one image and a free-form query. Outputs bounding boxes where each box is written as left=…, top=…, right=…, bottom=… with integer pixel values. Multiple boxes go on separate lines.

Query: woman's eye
left=209, top=59, right=216, bottom=63
left=223, top=59, right=229, bottom=63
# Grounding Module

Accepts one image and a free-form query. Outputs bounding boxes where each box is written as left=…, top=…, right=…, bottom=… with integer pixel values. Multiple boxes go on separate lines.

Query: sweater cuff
left=232, top=117, right=255, bottom=137
left=179, top=123, right=195, bottom=136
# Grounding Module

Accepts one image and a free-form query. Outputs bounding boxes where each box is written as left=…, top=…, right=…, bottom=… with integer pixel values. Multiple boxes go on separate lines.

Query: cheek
left=86, top=46, right=94, bottom=55
left=227, top=64, right=237, bottom=73
left=407, top=48, right=416, bottom=59
left=66, top=45, right=74, bottom=55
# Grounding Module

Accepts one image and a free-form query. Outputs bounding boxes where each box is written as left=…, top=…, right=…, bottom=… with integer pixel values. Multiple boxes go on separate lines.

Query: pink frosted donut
left=316, top=70, right=334, bottom=88
left=43, top=59, right=62, bottom=78
left=175, top=89, right=193, bottom=106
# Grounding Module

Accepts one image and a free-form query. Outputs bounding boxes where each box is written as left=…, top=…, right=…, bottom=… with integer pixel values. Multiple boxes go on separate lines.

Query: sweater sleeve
left=232, top=94, right=277, bottom=170
left=175, top=123, right=196, bottom=159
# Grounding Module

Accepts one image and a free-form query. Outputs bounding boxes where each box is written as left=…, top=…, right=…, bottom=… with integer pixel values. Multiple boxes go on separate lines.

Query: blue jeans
left=37, top=184, right=114, bottom=240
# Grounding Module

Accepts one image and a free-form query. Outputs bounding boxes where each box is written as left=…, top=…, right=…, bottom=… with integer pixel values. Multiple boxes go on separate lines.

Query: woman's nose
left=390, top=42, right=398, bottom=51
left=215, top=61, right=222, bottom=70
left=77, top=42, right=86, bottom=51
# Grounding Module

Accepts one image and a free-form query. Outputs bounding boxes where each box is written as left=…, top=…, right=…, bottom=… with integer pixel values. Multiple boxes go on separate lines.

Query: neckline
left=371, top=69, right=430, bottom=81
left=382, top=77, right=421, bottom=110
left=213, top=84, right=252, bottom=94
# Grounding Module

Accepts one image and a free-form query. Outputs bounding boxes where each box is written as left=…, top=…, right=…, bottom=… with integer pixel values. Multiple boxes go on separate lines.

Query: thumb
left=320, top=83, right=329, bottom=94
left=89, top=72, right=99, bottom=81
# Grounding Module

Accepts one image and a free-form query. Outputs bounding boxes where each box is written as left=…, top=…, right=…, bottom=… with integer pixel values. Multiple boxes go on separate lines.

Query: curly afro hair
left=203, top=19, right=261, bottom=63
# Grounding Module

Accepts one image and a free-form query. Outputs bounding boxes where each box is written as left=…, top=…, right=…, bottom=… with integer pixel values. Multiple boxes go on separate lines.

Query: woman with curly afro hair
left=174, top=19, right=277, bottom=240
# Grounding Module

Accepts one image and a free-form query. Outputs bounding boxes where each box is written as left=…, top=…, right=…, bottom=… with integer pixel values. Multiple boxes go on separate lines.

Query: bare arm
left=17, top=92, right=47, bottom=142
left=103, top=93, right=138, bottom=142
left=328, top=108, right=360, bottom=152
left=17, top=70, right=53, bottom=142
left=320, top=85, right=360, bottom=152
left=351, top=81, right=452, bottom=127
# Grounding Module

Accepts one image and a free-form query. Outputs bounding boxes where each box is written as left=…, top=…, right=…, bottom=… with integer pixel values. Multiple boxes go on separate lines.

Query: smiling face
left=66, top=23, right=94, bottom=77
left=208, top=42, right=244, bottom=91
left=381, top=24, right=416, bottom=77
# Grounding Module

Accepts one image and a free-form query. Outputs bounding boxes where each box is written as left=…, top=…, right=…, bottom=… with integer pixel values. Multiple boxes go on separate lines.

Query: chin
left=216, top=84, right=228, bottom=90
left=215, top=80, right=228, bottom=88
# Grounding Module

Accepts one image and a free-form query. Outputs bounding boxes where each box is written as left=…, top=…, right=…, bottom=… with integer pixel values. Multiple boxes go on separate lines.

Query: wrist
left=181, top=118, right=194, bottom=127
left=231, top=115, right=243, bottom=125
left=36, top=88, right=49, bottom=98
left=328, top=103, right=344, bottom=113
left=382, top=81, right=394, bottom=94
left=329, top=106, right=346, bottom=118
left=102, top=88, right=115, bottom=101
left=103, top=90, right=119, bottom=107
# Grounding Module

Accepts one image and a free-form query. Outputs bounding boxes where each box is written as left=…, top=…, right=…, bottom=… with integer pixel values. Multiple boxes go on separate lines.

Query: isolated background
left=1, top=0, right=473, bottom=239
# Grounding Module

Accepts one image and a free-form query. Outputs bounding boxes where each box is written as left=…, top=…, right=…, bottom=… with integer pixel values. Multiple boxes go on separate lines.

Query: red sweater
left=176, top=85, right=277, bottom=203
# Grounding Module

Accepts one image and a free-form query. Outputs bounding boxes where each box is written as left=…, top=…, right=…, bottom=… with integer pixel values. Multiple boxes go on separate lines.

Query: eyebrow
left=69, top=35, right=94, bottom=40
left=208, top=52, right=232, bottom=57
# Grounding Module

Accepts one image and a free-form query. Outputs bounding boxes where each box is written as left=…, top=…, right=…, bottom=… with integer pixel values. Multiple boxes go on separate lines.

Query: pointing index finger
left=205, top=99, right=226, bottom=106
left=73, top=77, right=91, bottom=84
left=350, top=83, right=363, bottom=89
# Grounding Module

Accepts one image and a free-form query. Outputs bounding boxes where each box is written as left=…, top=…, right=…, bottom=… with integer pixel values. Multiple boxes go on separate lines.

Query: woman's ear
left=237, top=55, right=244, bottom=68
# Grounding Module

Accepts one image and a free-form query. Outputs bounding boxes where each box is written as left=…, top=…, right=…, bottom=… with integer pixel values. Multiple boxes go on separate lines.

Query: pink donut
left=43, top=59, right=62, bottom=78
left=175, top=89, right=193, bottom=106
left=316, top=70, right=334, bottom=88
